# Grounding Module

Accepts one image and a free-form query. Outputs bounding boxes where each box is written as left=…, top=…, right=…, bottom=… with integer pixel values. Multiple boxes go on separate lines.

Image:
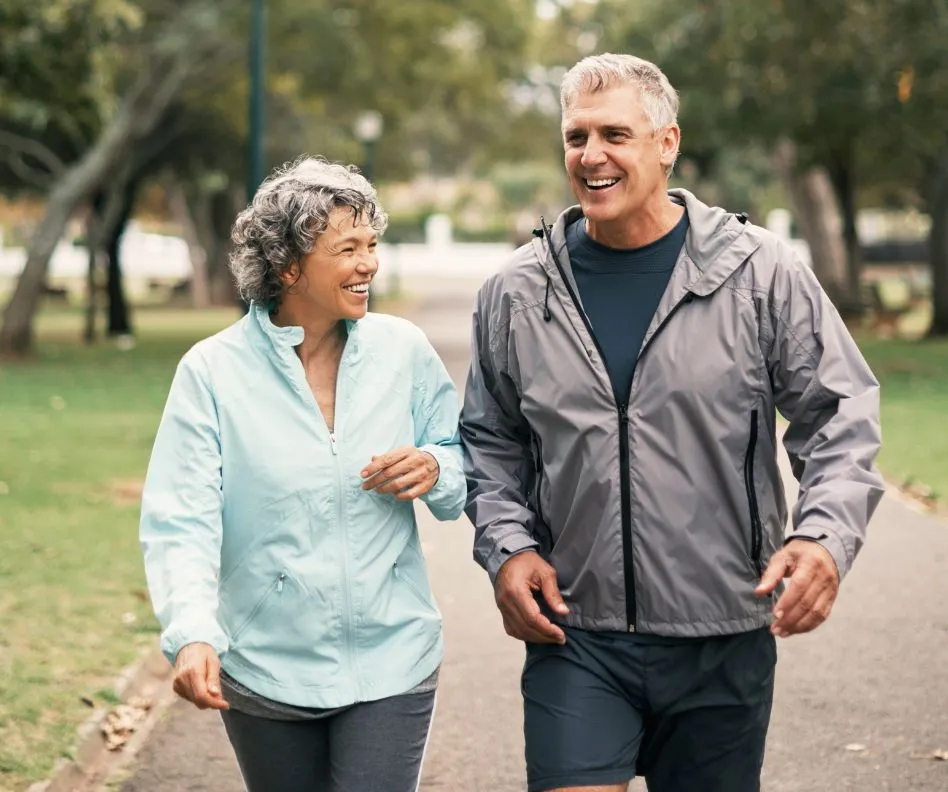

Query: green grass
left=0, top=307, right=236, bottom=791
left=858, top=334, right=948, bottom=505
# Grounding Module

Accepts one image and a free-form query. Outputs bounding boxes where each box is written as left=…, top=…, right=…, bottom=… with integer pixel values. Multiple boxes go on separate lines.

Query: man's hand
left=495, top=551, right=569, bottom=644
left=755, top=539, right=840, bottom=638
left=361, top=446, right=440, bottom=501
left=173, top=642, right=229, bottom=711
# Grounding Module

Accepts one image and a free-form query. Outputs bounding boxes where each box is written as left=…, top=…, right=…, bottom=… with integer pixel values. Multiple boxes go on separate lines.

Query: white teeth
left=344, top=283, right=369, bottom=293
left=586, top=178, right=619, bottom=188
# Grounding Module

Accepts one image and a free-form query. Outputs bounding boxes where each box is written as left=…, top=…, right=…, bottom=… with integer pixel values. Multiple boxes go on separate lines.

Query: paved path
left=119, top=280, right=948, bottom=792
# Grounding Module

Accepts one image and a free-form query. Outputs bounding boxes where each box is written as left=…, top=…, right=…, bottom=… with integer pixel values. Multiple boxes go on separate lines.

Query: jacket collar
left=543, top=188, right=761, bottom=298
left=249, top=302, right=363, bottom=362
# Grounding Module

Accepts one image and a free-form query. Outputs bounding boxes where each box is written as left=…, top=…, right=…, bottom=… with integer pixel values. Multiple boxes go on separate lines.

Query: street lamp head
left=354, top=110, right=384, bottom=143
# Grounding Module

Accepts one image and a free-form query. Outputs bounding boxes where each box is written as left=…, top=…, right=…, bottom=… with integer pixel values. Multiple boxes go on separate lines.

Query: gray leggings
left=220, top=690, right=436, bottom=792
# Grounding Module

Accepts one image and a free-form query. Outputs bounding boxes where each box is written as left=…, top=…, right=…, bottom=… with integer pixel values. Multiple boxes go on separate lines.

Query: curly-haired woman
left=139, top=157, right=465, bottom=791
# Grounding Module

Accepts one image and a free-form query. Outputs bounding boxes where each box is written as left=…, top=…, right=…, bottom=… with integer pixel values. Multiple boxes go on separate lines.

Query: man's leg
left=523, top=628, right=646, bottom=792
left=638, top=628, right=777, bottom=792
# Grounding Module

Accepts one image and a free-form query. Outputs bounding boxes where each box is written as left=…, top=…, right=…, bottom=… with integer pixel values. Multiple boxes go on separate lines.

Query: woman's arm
left=140, top=348, right=229, bottom=666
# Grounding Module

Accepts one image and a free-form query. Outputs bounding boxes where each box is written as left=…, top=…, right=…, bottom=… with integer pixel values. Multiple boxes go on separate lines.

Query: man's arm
left=460, top=279, right=567, bottom=643
left=755, top=247, right=885, bottom=636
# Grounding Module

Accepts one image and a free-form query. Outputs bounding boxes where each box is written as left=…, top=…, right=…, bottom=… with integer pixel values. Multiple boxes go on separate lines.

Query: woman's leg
left=328, top=689, right=437, bottom=792
left=221, top=708, right=331, bottom=792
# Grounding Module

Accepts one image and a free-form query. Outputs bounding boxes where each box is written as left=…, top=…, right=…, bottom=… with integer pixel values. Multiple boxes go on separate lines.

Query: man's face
left=562, top=84, right=679, bottom=232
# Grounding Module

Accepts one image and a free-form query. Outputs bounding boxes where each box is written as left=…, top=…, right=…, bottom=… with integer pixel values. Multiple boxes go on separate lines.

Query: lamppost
left=247, top=0, right=268, bottom=204
left=354, top=110, right=383, bottom=309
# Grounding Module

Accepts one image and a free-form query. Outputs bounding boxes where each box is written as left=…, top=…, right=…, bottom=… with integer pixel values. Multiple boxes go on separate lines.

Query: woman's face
left=283, top=207, right=379, bottom=322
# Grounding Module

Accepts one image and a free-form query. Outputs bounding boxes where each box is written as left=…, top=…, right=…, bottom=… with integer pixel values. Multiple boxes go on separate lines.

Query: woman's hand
left=361, top=446, right=440, bottom=500
left=173, top=642, right=230, bottom=711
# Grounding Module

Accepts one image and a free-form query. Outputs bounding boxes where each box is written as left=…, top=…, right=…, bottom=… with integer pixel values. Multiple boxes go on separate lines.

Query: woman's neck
left=271, top=302, right=346, bottom=366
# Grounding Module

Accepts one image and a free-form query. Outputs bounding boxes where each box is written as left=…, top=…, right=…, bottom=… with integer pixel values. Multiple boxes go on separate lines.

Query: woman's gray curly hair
left=229, top=156, right=388, bottom=307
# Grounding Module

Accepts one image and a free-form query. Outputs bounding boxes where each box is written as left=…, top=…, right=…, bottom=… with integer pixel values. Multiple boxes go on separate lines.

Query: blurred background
left=1, top=1, right=946, bottom=790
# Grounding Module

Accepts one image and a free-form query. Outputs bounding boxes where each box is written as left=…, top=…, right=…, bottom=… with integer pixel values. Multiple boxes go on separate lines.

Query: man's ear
left=660, top=124, right=681, bottom=170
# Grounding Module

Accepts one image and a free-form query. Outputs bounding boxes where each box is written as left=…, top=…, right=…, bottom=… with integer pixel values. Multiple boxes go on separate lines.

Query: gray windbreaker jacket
left=460, top=189, right=884, bottom=637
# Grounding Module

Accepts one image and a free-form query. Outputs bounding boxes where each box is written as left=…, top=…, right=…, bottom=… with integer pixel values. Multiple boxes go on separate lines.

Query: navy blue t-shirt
left=566, top=212, right=689, bottom=402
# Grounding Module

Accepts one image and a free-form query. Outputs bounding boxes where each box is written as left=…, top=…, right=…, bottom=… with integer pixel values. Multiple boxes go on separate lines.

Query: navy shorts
left=522, top=626, right=776, bottom=792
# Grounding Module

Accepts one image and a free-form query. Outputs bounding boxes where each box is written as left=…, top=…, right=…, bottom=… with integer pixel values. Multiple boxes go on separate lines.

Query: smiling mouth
left=343, top=282, right=370, bottom=294
left=584, top=177, right=620, bottom=191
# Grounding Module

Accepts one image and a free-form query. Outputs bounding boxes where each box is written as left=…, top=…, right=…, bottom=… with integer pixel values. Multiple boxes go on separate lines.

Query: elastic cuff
left=486, top=534, right=540, bottom=586
left=785, top=526, right=848, bottom=581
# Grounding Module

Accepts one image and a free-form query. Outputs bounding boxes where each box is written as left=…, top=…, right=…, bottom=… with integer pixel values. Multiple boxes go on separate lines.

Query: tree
left=0, top=2, right=235, bottom=356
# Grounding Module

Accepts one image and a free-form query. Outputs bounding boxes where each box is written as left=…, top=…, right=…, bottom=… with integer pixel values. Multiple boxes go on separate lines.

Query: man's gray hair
left=229, top=156, right=388, bottom=307
left=560, top=53, right=680, bottom=132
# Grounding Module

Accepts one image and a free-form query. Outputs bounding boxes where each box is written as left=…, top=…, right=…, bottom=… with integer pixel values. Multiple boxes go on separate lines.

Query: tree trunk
left=828, top=151, right=865, bottom=318
left=772, top=140, right=847, bottom=304
left=167, top=179, right=210, bottom=308
left=0, top=23, right=211, bottom=357
left=83, top=215, right=101, bottom=345
left=106, top=179, right=137, bottom=337
left=928, top=148, right=948, bottom=337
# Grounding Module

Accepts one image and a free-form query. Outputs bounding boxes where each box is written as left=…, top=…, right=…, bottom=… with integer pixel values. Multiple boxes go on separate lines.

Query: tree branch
left=0, top=129, right=67, bottom=177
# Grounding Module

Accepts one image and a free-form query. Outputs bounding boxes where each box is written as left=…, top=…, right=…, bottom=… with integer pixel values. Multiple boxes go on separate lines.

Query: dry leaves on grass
left=110, top=478, right=145, bottom=507
left=101, top=697, right=153, bottom=751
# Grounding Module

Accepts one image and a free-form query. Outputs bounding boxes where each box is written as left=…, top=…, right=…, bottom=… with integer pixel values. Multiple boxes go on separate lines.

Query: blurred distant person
left=461, top=53, right=884, bottom=792
left=140, top=157, right=465, bottom=792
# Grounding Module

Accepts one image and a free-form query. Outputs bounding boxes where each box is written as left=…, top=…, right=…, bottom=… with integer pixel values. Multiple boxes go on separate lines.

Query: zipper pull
left=277, top=572, right=286, bottom=593
left=329, top=431, right=338, bottom=455
left=619, top=404, right=629, bottom=426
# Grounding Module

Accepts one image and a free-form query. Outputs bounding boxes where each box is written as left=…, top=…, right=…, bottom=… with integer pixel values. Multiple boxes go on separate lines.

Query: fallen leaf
left=100, top=698, right=153, bottom=751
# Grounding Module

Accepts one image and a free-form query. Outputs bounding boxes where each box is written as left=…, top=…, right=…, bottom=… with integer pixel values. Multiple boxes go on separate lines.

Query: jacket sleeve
left=139, top=349, right=228, bottom=664
left=412, top=329, right=467, bottom=522
left=460, top=279, right=539, bottom=585
left=766, top=248, right=885, bottom=580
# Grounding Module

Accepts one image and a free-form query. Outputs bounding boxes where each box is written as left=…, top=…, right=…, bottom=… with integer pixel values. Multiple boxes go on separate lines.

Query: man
left=460, top=53, right=884, bottom=792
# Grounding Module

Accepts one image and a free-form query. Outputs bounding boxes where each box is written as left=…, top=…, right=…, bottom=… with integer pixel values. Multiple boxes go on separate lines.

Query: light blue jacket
left=140, top=304, right=466, bottom=708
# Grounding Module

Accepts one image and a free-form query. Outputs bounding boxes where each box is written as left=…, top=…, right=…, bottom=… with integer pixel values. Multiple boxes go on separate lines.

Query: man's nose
left=580, top=137, right=607, bottom=167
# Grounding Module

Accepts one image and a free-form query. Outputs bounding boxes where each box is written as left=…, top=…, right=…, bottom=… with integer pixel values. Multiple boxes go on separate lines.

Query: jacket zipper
left=532, top=432, right=546, bottom=527
left=541, top=225, right=698, bottom=633
left=541, top=225, right=638, bottom=631
left=744, top=409, right=764, bottom=577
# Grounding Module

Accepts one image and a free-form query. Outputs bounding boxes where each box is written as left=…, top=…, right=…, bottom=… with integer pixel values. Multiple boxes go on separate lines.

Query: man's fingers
left=774, top=587, right=836, bottom=637
left=538, top=569, right=569, bottom=616
left=755, top=551, right=791, bottom=596
left=361, top=448, right=412, bottom=480
left=506, top=588, right=565, bottom=644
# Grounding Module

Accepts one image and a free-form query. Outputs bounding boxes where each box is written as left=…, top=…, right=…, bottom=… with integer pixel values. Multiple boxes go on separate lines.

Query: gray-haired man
left=461, top=53, right=883, bottom=792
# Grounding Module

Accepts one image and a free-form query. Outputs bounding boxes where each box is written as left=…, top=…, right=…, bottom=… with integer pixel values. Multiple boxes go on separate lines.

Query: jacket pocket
left=393, top=561, right=430, bottom=608
left=229, top=570, right=286, bottom=645
left=744, top=410, right=764, bottom=577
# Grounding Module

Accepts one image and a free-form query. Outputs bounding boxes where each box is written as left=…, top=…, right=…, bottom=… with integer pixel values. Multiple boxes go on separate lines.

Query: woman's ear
left=278, top=261, right=300, bottom=285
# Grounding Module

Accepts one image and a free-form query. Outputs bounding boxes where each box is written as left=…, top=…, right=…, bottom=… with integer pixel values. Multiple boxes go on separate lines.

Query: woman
left=140, top=157, right=466, bottom=791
